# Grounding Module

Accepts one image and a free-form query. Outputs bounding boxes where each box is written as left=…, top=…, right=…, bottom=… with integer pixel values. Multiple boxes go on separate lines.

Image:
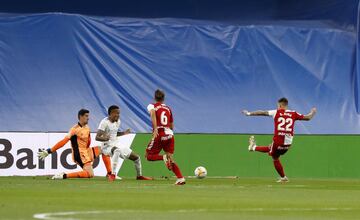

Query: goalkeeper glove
left=38, top=148, right=52, bottom=160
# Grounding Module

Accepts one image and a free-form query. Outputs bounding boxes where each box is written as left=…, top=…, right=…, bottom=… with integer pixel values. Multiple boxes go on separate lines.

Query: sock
left=111, top=149, right=121, bottom=174
left=255, top=146, right=270, bottom=153
left=102, top=154, right=112, bottom=175
left=146, top=154, right=163, bottom=161
left=134, top=157, right=142, bottom=177
left=171, top=162, right=183, bottom=178
left=65, top=170, right=91, bottom=178
left=273, top=159, right=285, bottom=177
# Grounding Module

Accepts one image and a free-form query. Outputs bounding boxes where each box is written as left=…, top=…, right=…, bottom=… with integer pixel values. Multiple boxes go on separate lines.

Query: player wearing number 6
left=242, top=97, right=316, bottom=182
left=146, top=89, right=185, bottom=185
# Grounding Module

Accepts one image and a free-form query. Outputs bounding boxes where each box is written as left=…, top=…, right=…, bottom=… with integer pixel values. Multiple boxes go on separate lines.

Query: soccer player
left=145, top=89, right=185, bottom=185
left=38, top=109, right=113, bottom=180
left=96, top=105, right=152, bottom=181
left=242, top=98, right=316, bottom=182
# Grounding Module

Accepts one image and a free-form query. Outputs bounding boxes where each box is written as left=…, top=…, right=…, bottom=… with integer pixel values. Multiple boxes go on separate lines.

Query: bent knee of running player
left=145, top=152, right=163, bottom=161
left=165, top=152, right=175, bottom=163
left=128, top=152, right=139, bottom=161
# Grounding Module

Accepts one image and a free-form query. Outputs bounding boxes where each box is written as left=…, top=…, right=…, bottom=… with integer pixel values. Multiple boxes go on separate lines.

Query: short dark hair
left=108, top=105, right=119, bottom=115
left=278, top=97, right=288, bottom=106
left=155, top=89, right=165, bottom=102
left=78, top=109, right=89, bottom=119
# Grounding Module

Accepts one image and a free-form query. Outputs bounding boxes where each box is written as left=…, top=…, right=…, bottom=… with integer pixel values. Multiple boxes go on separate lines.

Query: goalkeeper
left=38, top=109, right=112, bottom=180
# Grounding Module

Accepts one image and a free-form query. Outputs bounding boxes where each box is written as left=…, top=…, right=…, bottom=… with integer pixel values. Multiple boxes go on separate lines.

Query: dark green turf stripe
left=116, top=134, right=360, bottom=178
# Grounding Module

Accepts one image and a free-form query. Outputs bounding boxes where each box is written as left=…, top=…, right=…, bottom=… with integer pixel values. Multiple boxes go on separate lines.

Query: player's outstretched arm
left=96, top=130, right=110, bottom=142
left=38, top=136, right=70, bottom=160
left=242, top=110, right=269, bottom=116
left=117, top=129, right=131, bottom=136
left=302, top=107, right=317, bottom=121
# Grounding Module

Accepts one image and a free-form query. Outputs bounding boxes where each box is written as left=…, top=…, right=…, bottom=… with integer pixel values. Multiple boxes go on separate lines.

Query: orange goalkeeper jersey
left=51, top=123, right=93, bottom=167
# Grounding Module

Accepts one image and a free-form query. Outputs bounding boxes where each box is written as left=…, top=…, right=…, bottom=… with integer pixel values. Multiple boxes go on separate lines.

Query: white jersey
left=98, top=117, right=121, bottom=145
left=97, top=117, right=132, bottom=159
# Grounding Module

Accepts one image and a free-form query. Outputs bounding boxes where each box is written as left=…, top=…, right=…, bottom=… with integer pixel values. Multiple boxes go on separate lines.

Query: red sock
left=273, top=159, right=285, bottom=177
left=146, top=154, right=163, bottom=161
left=255, top=146, right=270, bottom=153
left=171, top=162, right=183, bottom=178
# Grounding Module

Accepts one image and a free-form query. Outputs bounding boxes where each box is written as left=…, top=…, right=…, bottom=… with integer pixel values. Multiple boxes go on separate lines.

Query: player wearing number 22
left=242, top=97, right=317, bottom=182
left=146, top=89, right=185, bottom=185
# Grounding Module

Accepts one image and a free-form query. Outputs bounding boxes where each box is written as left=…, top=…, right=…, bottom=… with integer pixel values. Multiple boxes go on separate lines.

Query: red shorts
left=269, top=142, right=291, bottom=158
left=146, top=134, right=175, bottom=155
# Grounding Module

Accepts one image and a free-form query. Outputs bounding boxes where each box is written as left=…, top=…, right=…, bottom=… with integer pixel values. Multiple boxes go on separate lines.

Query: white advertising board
left=0, top=133, right=135, bottom=176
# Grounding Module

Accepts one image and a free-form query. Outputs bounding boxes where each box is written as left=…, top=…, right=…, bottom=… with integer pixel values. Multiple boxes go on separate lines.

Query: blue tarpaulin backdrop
left=0, top=2, right=359, bottom=133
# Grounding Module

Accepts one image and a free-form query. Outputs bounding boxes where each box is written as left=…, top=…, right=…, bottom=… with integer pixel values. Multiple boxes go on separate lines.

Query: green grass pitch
left=1, top=177, right=360, bottom=220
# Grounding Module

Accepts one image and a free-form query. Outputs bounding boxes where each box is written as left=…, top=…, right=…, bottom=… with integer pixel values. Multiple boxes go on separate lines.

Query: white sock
left=111, top=149, right=121, bottom=174
left=134, top=157, right=142, bottom=177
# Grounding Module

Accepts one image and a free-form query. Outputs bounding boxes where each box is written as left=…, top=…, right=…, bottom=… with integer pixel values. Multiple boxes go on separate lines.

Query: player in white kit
left=96, top=105, right=152, bottom=181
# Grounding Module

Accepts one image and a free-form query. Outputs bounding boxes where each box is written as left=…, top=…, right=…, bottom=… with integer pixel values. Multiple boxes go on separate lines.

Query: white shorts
left=101, top=141, right=132, bottom=159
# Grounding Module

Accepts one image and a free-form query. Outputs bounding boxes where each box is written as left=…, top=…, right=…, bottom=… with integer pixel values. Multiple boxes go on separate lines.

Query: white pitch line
left=33, top=208, right=360, bottom=220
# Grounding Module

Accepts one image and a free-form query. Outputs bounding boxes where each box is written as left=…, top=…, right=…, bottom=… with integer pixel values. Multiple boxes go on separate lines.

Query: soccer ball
left=194, top=166, right=207, bottom=179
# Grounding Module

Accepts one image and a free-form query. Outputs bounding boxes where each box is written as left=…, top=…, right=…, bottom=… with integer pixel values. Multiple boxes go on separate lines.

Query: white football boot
left=175, top=177, right=186, bottom=185
left=248, top=136, right=257, bottom=151
left=115, top=176, right=122, bottom=180
left=51, top=172, right=65, bottom=180
left=276, top=176, right=289, bottom=183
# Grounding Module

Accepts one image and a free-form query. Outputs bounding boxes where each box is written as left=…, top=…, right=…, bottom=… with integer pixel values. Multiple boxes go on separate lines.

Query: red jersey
left=268, top=109, right=304, bottom=145
left=147, top=102, right=174, bottom=132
